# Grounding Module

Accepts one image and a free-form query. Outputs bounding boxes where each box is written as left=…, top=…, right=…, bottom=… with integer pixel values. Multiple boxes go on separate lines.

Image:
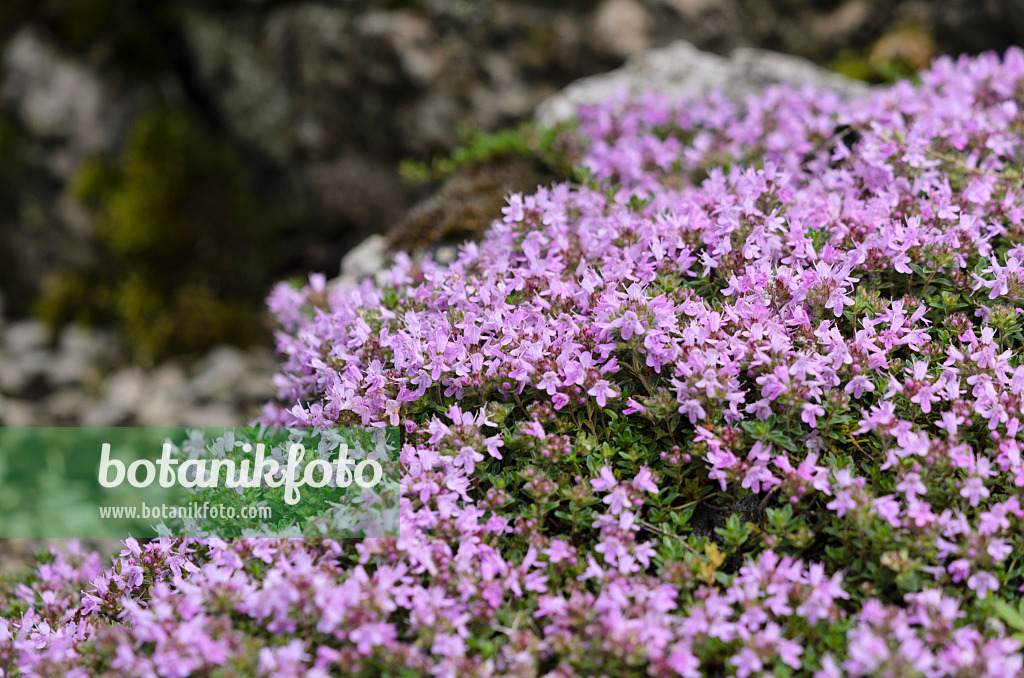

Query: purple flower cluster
left=8, top=49, right=1024, bottom=675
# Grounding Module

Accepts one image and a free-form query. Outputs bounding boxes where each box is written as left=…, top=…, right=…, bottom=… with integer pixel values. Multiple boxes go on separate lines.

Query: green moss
left=399, top=120, right=575, bottom=185
left=830, top=24, right=933, bottom=84
left=831, top=51, right=919, bottom=84
left=41, top=108, right=286, bottom=360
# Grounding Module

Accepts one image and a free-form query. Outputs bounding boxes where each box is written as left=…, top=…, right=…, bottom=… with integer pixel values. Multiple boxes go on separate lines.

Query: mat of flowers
left=7, top=49, right=1024, bottom=677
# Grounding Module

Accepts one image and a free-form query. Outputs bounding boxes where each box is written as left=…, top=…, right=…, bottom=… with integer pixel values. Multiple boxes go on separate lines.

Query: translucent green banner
left=0, top=427, right=400, bottom=538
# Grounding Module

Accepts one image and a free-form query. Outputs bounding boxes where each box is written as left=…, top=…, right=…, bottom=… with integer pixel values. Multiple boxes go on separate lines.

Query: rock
left=356, top=11, right=441, bottom=88
left=467, top=54, right=534, bottom=129
left=728, top=46, right=871, bottom=97
left=2, top=29, right=136, bottom=178
left=813, top=0, right=872, bottom=43
left=45, top=354, right=92, bottom=388
left=0, top=397, right=37, bottom=426
left=304, top=156, right=410, bottom=234
left=592, top=0, right=652, bottom=59
left=181, top=404, right=244, bottom=427
left=44, top=326, right=110, bottom=389
left=657, top=0, right=715, bottom=20
left=338, top=234, right=389, bottom=285
left=237, top=348, right=278, bottom=405
left=101, top=367, right=147, bottom=415
left=81, top=400, right=130, bottom=427
left=536, top=40, right=870, bottom=126
left=41, top=388, right=87, bottom=424
left=238, top=373, right=277, bottom=407
left=433, top=244, right=459, bottom=265
left=869, top=24, right=936, bottom=73
left=190, top=346, right=249, bottom=402
left=0, top=350, right=50, bottom=397
left=136, top=364, right=192, bottom=427
left=933, top=0, right=1024, bottom=55
left=396, top=90, right=462, bottom=154
left=391, top=157, right=555, bottom=254
left=0, top=317, right=280, bottom=426
left=3, top=319, right=48, bottom=356
left=182, top=9, right=293, bottom=162
left=263, top=4, right=354, bottom=91
left=58, top=325, right=116, bottom=365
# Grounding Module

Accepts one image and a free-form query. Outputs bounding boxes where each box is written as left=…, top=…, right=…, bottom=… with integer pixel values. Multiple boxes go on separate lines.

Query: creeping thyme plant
left=8, top=49, right=1024, bottom=676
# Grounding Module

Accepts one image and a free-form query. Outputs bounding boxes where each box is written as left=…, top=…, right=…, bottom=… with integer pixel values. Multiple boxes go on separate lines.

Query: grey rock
left=0, top=350, right=50, bottom=396
left=0, top=397, right=37, bottom=426
left=101, top=367, right=147, bottom=415
left=2, top=29, right=136, bottom=177
left=357, top=11, right=441, bottom=88
left=657, top=0, right=716, bottom=20
left=137, top=364, right=192, bottom=427
left=81, top=400, right=130, bottom=427
left=181, top=404, right=244, bottom=427
left=3, top=320, right=48, bottom=356
left=935, top=0, right=1024, bottom=55
left=536, top=40, right=870, bottom=126
left=0, top=317, right=282, bottom=426
left=241, top=345, right=278, bottom=375
left=468, top=55, right=534, bottom=128
left=813, top=0, right=872, bottom=43
left=237, top=347, right=278, bottom=405
left=729, top=46, right=871, bottom=97
left=45, top=354, right=92, bottom=388
left=338, top=234, right=389, bottom=285
left=190, top=346, right=249, bottom=402
left=433, top=244, right=459, bottom=265
left=304, top=156, right=409, bottom=233
left=42, top=388, right=87, bottom=424
left=238, top=373, right=277, bottom=406
left=396, top=90, right=461, bottom=154
left=58, top=325, right=116, bottom=365
left=182, top=9, right=293, bottom=161
left=264, top=4, right=353, bottom=92
left=591, top=0, right=652, bottom=59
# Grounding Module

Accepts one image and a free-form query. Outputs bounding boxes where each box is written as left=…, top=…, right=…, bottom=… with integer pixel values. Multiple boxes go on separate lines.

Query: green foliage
left=373, top=167, right=1024, bottom=635
left=992, top=598, right=1024, bottom=643
left=399, top=121, right=575, bottom=185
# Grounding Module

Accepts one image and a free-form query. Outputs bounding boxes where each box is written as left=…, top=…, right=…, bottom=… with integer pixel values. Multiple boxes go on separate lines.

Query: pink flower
left=801, top=403, right=826, bottom=428
left=631, top=467, right=659, bottom=494
left=588, top=379, right=619, bottom=407
left=665, top=642, right=700, bottom=677
left=590, top=466, right=617, bottom=492
left=967, top=571, right=999, bottom=599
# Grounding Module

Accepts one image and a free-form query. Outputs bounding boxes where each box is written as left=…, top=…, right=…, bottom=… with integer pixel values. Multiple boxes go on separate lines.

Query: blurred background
left=0, top=0, right=1022, bottom=428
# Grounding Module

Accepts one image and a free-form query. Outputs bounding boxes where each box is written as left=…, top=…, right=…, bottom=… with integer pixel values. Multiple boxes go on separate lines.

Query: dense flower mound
left=7, top=50, right=1024, bottom=676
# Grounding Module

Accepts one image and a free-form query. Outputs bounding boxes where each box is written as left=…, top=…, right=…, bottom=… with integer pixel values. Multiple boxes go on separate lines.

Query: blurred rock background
left=0, top=0, right=1022, bottom=426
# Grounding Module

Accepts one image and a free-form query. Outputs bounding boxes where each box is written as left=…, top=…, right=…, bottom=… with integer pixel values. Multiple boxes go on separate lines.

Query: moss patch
left=37, top=108, right=289, bottom=360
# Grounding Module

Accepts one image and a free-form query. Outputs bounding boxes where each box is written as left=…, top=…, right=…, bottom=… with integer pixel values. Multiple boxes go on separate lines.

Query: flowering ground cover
left=6, top=49, right=1024, bottom=676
